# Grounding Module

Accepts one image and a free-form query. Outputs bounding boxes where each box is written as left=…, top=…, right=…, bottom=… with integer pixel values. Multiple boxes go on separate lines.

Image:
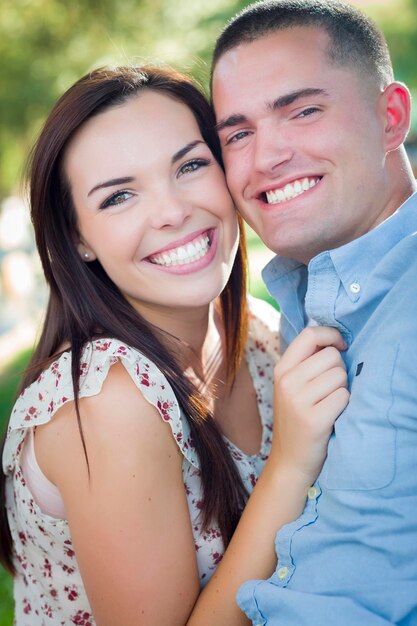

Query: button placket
left=307, top=486, right=320, bottom=500
left=276, top=565, right=290, bottom=581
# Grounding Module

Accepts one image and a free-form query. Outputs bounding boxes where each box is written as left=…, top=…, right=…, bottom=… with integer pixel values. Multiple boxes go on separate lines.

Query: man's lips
left=145, top=229, right=214, bottom=267
left=257, top=176, right=323, bottom=205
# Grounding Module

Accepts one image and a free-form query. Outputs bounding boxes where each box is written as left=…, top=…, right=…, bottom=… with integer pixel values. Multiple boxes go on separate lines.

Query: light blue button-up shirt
left=238, top=192, right=417, bottom=625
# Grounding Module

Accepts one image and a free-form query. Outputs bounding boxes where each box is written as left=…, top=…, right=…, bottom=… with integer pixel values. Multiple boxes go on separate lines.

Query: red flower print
left=64, top=585, right=79, bottom=601
left=64, top=540, right=75, bottom=558
left=18, top=531, right=27, bottom=546
left=42, top=558, right=52, bottom=578
left=61, top=563, right=76, bottom=575
left=157, top=399, right=172, bottom=421
left=96, top=341, right=111, bottom=351
left=24, top=406, right=38, bottom=421
left=71, top=610, right=93, bottom=625
left=23, top=598, right=31, bottom=614
left=41, top=602, right=53, bottom=618
left=140, top=372, right=150, bottom=387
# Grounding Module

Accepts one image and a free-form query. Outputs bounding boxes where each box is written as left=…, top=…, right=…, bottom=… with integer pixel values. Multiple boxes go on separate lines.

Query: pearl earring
left=83, top=251, right=89, bottom=260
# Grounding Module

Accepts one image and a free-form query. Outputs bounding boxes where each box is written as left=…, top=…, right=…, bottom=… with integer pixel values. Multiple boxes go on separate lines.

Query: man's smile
left=263, top=176, right=321, bottom=204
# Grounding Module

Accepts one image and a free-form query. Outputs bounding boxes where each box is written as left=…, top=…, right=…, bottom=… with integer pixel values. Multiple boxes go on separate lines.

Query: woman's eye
left=100, top=191, right=132, bottom=209
left=178, top=158, right=210, bottom=177
left=225, top=130, right=250, bottom=146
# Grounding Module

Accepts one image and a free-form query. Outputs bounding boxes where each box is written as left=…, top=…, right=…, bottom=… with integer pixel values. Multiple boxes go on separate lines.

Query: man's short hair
left=212, top=0, right=394, bottom=87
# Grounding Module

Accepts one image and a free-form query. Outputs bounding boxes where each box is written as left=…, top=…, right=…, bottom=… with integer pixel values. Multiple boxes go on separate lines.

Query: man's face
left=212, top=27, right=391, bottom=263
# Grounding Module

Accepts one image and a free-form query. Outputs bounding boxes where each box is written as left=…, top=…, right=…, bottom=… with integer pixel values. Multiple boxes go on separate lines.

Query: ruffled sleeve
left=3, top=339, right=200, bottom=474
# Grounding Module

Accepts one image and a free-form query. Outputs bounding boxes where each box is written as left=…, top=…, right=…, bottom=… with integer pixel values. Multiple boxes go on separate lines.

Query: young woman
left=0, top=65, right=349, bottom=625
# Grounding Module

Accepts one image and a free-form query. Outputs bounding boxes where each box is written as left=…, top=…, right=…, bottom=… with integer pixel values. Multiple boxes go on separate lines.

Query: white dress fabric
left=3, top=297, right=279, bottom=625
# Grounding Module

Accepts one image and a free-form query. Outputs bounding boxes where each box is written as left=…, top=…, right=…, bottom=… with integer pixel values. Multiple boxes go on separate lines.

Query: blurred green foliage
left=1, top=0, right=417, bottom=196
left=0, top=0, right=236, bottom=195
left=0, top=348, right=32, bottom=626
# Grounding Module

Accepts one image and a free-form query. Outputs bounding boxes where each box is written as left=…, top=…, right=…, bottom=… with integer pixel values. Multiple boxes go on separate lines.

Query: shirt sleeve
left=237, top=581, right=399, bottom=626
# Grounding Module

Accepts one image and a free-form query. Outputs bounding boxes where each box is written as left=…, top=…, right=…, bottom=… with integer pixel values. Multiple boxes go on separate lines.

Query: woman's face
left=64, top=91, right=239, bottom=319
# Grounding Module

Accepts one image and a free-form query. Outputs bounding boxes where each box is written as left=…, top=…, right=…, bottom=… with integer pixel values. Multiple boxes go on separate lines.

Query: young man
left=211, top=1, right=417, bottom=624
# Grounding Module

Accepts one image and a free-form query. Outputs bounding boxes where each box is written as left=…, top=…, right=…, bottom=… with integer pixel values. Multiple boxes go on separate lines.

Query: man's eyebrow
left=172, top=140, right=205, bottom=164
left=214, top=89, right=328, bottom=133
left=269, top=88, right=329, bottom=110
left=88, top=177, right=135, bottom=197
left=215, top=114, right=248, bottom=133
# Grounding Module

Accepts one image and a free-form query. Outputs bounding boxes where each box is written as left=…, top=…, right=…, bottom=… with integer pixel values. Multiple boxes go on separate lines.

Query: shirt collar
left=325, top=191, right=417, bottom=302
left=263, top=190, right=417, bottom=304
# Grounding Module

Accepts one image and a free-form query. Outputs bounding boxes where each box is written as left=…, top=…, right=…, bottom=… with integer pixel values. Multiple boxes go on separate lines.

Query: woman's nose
left=149, top=188, right=192, bottom=230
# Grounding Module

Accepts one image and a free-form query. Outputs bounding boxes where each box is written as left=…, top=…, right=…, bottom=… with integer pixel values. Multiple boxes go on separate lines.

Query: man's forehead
left=212, top=26, right=331, bottom=91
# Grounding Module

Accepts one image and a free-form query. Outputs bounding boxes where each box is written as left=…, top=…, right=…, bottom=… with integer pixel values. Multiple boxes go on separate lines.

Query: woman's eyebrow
left=87, top=141, right=205, bottom=196
left=88, top=176, right=135, bottom=197
left=171, top=140, right=204, bottom=164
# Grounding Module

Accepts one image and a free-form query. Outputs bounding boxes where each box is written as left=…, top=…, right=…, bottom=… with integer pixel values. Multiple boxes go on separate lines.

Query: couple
left=1, top=1, right=417, bottom=624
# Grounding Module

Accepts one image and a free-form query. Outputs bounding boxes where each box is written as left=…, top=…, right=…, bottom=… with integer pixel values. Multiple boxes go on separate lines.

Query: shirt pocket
left=323, top=345, right=399, bottom=491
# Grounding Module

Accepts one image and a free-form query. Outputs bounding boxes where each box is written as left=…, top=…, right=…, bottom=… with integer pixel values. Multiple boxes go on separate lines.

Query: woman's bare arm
left=36, top=362, right=200, bottom=625
left=187, top=326, right=349, bottom=625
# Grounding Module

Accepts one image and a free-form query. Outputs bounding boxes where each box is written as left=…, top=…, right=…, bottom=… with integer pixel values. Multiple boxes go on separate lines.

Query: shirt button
left=277, top=566, right=289, bottom=580
left=307, top=486, right=319, bottom=500
left=349, top=282, right=361, bottom=294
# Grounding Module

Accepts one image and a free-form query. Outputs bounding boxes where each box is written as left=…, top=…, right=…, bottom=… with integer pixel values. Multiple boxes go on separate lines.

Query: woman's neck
left=131, top=300, right=223, bottom=372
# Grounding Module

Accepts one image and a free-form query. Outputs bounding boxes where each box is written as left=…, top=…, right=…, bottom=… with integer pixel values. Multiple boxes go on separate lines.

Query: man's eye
left=225, top=130, right=250, bottom=145
left=178, top=158, right=210, bottom=177
left=100, top=191, right=132, bottom=209
left=296, top=107, right=321, bottom=118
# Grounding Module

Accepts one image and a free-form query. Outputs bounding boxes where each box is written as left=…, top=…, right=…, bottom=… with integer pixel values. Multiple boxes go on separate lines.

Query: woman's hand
left=270, top=326, right=350, bottom=483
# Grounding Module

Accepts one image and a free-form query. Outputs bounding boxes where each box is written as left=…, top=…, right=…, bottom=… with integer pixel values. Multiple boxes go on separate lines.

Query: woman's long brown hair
left=0, top=65, right=248, bottom=574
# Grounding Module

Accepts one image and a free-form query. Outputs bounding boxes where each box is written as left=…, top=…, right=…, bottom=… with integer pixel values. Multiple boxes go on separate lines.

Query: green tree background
left=0, top=1, right=416, bottom=623
left=1, top=0, right=417, bottom=197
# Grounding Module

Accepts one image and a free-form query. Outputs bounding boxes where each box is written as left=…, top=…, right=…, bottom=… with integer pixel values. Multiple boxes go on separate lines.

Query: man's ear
left=76, top=240, right=97, bottom=263
left=380, top=81, right=411, bottom=153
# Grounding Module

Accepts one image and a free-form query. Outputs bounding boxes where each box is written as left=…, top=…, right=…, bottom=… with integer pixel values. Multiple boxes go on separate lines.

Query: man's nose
left=253, top=121, right=293, bottom=175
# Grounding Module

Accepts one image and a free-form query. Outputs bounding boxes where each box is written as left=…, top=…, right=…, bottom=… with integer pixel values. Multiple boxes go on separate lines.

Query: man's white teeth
left=149, top=234, right=210, bottom=267
left=265, top=177, right=320, bottom=204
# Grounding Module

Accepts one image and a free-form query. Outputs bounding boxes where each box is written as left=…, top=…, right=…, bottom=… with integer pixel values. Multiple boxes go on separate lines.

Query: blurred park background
left=1, top=0, right=417, bottom=622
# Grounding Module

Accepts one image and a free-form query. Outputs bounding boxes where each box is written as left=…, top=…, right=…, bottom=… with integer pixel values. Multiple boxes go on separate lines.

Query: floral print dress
left=3, top=296, right=279, bottom=625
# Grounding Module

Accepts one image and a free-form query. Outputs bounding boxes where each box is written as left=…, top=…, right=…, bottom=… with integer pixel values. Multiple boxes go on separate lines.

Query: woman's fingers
left=311, top=386, right=350, bottom=424
left=276, top=345, right=345, bottom=391
left=301, top=365, right=348, bottom=407
left=270, top=325, right=350, bottom=481
left=276, top=326, right=346, bottom=377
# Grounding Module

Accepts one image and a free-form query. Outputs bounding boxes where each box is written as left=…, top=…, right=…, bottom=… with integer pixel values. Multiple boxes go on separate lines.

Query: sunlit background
left=0, top=0, right=416, bottom=621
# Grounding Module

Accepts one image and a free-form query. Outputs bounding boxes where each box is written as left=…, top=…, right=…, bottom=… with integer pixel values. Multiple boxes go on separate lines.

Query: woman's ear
left=76, top=240, right=97, bottom=262
left=380, top=81, right=412, bottom=153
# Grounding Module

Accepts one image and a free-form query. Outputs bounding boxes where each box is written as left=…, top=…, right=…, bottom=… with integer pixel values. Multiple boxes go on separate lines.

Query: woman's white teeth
left=149, top=234, right=210, bottom=266
left=265, top=177, right=320, bottom=204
